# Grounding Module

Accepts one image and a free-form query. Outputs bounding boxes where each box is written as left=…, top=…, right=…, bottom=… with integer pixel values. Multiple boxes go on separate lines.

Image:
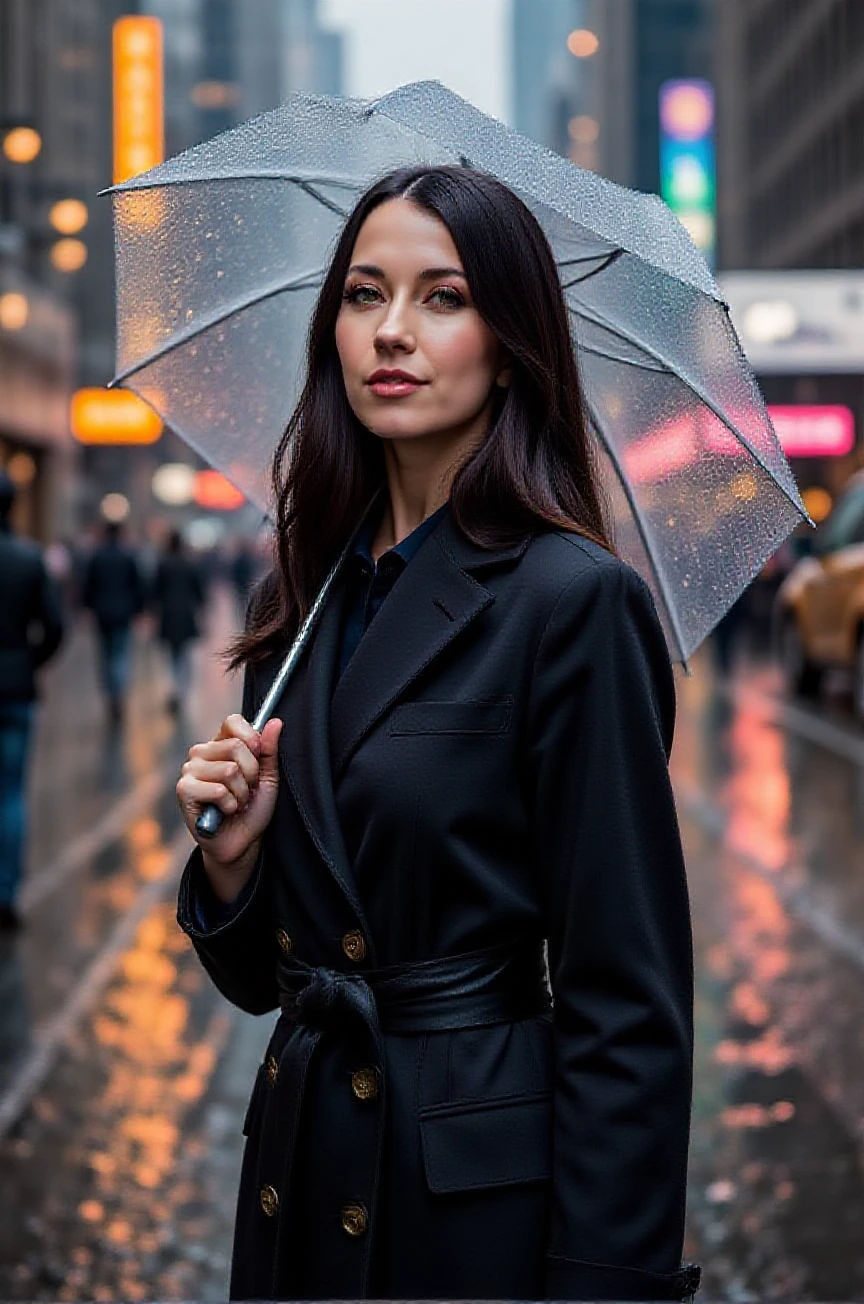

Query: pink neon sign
left=767, top=405, right=855, bottom=458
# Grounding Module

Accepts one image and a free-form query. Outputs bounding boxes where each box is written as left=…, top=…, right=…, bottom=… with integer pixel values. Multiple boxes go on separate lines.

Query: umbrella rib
left=559, top=250, right=624, bottom=287
left=585, top=398, right=688, bottom=664
left=576, top=337, right=669, bottom=374
left=110, top=267, right=323, bottom=386
left=294, top=179, right=350, bottom=217
left=100, top=170, right=362, bottom=197
left=572, top=303, right=806, bottom=520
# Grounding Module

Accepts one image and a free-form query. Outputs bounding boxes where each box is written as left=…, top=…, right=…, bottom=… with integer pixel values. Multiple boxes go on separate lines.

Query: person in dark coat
left=0, top=472, right=64, bottom=929
left=150, top=529, right=205, bottom=713
left=82, top=520, right=144, bottom=723
left=176, top=167, right=701, bottom=1302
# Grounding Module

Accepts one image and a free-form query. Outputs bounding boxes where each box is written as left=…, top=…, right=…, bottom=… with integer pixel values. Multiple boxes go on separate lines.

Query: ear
left=495, top=364, right=512, bottom=389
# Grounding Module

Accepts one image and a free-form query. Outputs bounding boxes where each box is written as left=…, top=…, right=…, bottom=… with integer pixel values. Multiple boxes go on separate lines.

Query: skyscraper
left=715, top=0, right=864, bottom=269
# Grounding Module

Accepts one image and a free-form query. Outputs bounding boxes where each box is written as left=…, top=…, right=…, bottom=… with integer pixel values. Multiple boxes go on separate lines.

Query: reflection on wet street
left=0, top=590, right=272, bottom=1301
left=676, top=650, right=864, bottom=1300
left=2, top=614, right=864, bottom=1300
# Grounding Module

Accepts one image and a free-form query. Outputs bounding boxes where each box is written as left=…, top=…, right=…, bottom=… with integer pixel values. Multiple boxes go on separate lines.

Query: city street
left=1, top=609, right=864, bottom=1302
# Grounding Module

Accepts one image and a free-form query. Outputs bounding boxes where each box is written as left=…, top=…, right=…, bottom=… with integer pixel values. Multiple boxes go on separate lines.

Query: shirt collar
left=353, top=499, right=449, bottom=569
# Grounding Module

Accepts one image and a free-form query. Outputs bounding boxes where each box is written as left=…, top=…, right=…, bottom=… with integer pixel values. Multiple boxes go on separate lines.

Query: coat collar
left=272, top=506, right=532, bottom=931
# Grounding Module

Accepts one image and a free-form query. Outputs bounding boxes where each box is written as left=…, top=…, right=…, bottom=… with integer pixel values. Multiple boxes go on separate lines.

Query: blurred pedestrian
left=0, top=472, right=64, bottom=930
left=150, top=529, right=205, bottom=714
left=175, top=168, right=699, bottom=1302
left=229, top=537, right=258, bottom=622
left=82, top=520, right=144, bottom=724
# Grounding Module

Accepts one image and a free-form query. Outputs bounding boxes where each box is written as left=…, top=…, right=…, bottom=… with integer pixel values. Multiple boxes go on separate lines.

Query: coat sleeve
left=525, top=556, right=699, bottom=1302
left=176, top=657, right=281, bottom=1016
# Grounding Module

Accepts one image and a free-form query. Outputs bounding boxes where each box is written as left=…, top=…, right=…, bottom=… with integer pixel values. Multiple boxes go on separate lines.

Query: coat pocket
left=419, top=1092, right=552, bottom=1194
left=390, top=697, right=514, bottom=736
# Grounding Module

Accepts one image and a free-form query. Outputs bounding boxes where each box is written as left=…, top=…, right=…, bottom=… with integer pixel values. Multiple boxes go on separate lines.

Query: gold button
left=260, top=1185, right=279, bottom=1217
left=351, top=1067, right=378, bottom=1102
left=276, top=928, right=293, bottom=954
left=265, top=1054, right=279, bottom=1087
left=340, top=1203, right=368, bottom=1237
left=342, top=930, right=367, bottom=963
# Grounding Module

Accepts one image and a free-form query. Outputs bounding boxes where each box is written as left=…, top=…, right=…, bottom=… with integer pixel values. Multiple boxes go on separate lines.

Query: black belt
left=277, top=936, right=551, bottom=1031
left=265, top=940, right=551, bottom=1297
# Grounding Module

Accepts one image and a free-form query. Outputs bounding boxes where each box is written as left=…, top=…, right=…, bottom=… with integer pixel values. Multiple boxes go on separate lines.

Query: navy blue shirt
left=193, top=499, right=450, bottom=930
left=338, top=499, right=450, bottom=680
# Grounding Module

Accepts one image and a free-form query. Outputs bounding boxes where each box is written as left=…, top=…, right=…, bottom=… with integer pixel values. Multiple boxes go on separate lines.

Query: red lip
left=366, top=369, right=426, bottom=384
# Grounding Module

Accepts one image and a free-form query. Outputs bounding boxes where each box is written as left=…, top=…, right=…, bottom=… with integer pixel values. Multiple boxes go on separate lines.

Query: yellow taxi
left=774, top=471, right=864, bottom=722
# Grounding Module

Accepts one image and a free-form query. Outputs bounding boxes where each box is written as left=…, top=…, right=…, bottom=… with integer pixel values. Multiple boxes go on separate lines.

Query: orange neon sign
left=70, top=389, right=164, bottom=445
left=113, top=16, right=164, bottom=185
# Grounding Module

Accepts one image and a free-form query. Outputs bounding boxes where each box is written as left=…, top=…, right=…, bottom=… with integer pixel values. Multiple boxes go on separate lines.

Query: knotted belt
left=262, top=939, right=551, bottom=1297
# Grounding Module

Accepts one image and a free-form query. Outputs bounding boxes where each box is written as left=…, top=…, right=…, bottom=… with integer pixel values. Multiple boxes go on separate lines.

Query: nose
left=374, top=296, right=416, bottom=353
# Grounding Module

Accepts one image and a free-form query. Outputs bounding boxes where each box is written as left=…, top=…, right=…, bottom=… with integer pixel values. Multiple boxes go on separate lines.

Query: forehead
left=349, top=199, right=463, bottom=274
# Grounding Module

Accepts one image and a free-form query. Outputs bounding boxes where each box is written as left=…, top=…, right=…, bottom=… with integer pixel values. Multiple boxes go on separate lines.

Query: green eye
left=343, top=285, right=379, bottom=305
left=429, top=287, right=464, bottom=308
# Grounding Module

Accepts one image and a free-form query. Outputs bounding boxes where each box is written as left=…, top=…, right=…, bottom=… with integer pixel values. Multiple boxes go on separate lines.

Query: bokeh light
left=0, top=292, right=30, bottom=331
left=567, top=29, right=599, bottom=58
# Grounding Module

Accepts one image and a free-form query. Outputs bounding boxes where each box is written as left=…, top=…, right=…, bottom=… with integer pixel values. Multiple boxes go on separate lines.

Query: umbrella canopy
left=106, top=79, right=808, bottom=662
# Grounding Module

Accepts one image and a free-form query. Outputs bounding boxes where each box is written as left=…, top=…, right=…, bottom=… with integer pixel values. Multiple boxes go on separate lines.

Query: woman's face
left=334, top=199, right=508, bottom=452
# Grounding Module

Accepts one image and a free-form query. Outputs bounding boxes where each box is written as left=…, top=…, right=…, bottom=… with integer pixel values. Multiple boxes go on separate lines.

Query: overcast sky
left=319, top=0, right=512, bottom=123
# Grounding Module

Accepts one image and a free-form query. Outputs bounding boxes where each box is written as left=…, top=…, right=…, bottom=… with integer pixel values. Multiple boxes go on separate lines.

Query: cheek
left=431, top=321, right=499, bottom=395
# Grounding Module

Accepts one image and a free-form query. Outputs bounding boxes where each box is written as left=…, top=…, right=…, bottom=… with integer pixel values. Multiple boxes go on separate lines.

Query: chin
left=362, top=415, right=442, bottom=442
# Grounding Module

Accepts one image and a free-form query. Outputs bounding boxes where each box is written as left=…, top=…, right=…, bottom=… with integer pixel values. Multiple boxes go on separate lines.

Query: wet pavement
left=1, top=609, right=864, bottom=1301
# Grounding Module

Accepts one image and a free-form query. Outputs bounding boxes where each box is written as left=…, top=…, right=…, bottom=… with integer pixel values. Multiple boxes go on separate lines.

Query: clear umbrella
left=105, top=79, right=808, bottom=664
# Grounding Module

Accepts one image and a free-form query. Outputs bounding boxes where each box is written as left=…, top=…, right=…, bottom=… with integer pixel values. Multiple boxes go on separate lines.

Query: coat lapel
left=330, top=510, right=531, bottom=781
left=272, top=506, right=532, bottom=920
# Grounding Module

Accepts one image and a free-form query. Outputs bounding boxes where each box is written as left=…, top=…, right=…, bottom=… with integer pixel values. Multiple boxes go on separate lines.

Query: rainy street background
left=2, top=1, right=864, bottom=1301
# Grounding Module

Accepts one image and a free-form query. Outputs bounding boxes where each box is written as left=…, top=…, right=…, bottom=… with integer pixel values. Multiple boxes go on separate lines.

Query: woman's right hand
left=177, top=713, right=283, bottom=889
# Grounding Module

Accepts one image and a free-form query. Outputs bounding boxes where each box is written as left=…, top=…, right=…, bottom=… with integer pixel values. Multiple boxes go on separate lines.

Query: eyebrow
left=347, top=263, right=468, bottom=281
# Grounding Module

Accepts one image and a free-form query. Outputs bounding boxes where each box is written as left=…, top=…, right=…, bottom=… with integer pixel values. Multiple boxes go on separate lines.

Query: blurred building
left=0, top=0, right=97, bottom=537
left=2, top=0, right=343, bottom=538
left=511, top=0, right=584, bottom=157
left=582, top=0, right=714, bottom=189
left=715, top=0, right=864, bottom=269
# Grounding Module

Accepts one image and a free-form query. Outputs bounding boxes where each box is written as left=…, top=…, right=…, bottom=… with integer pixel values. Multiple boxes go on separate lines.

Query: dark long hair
left=229, top=164, right=613, bottom=668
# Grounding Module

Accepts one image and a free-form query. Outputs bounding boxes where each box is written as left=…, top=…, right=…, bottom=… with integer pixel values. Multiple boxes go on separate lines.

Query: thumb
left=257, top=718, right=283, bottom=782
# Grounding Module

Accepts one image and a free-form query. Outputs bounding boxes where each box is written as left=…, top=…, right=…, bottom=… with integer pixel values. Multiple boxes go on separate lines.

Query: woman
left=176, top=165, right=700, bottom=1302
left=151, top=528, right=204, bottom=713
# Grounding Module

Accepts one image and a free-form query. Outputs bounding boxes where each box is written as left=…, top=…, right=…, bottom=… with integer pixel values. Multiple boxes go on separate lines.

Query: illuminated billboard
left=71, top=388, right=163, bottom=444
left=113, top=16, right=164, bottom=185
left=659, top=79, right=716, bottom=266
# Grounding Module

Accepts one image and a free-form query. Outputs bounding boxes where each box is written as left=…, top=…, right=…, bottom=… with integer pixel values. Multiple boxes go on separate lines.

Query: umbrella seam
left=110, top=268, right=323, bottom=386
left=585, top=398, right=687, bottom=664
left=99, top=171, right=363, bottom=197
left=574, top=303, right=808, bottom=521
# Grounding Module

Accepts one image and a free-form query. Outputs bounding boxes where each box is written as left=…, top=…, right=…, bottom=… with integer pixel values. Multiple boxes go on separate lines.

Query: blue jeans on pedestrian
left=0, top=701, right=34, bottom=908
left=97, top=623, right=133, bottom=701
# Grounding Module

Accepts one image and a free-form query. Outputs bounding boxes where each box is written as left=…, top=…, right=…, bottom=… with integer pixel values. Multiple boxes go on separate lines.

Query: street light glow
left=49, top=198, right=89, bottom=235
left=0, top=292, right=30, bottom=331
left=2, top=126, right=42, bottom=163
left=152, top=463, right=196, bottom=506
left=50, top=238, right=88, bottom=272
left=100, top=493, right=131, bottom=523
left=567, top=29, right=599, bottom=58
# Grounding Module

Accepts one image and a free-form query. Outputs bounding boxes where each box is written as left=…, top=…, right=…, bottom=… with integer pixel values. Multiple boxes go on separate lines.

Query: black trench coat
left=177, top=510, right=699, bottom=1302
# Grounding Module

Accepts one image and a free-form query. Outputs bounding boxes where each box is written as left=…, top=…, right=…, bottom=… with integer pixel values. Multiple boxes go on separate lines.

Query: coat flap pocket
left=390, top=697, right=513, bottom=736
left=419, top=1093, right=552, bottom=1193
